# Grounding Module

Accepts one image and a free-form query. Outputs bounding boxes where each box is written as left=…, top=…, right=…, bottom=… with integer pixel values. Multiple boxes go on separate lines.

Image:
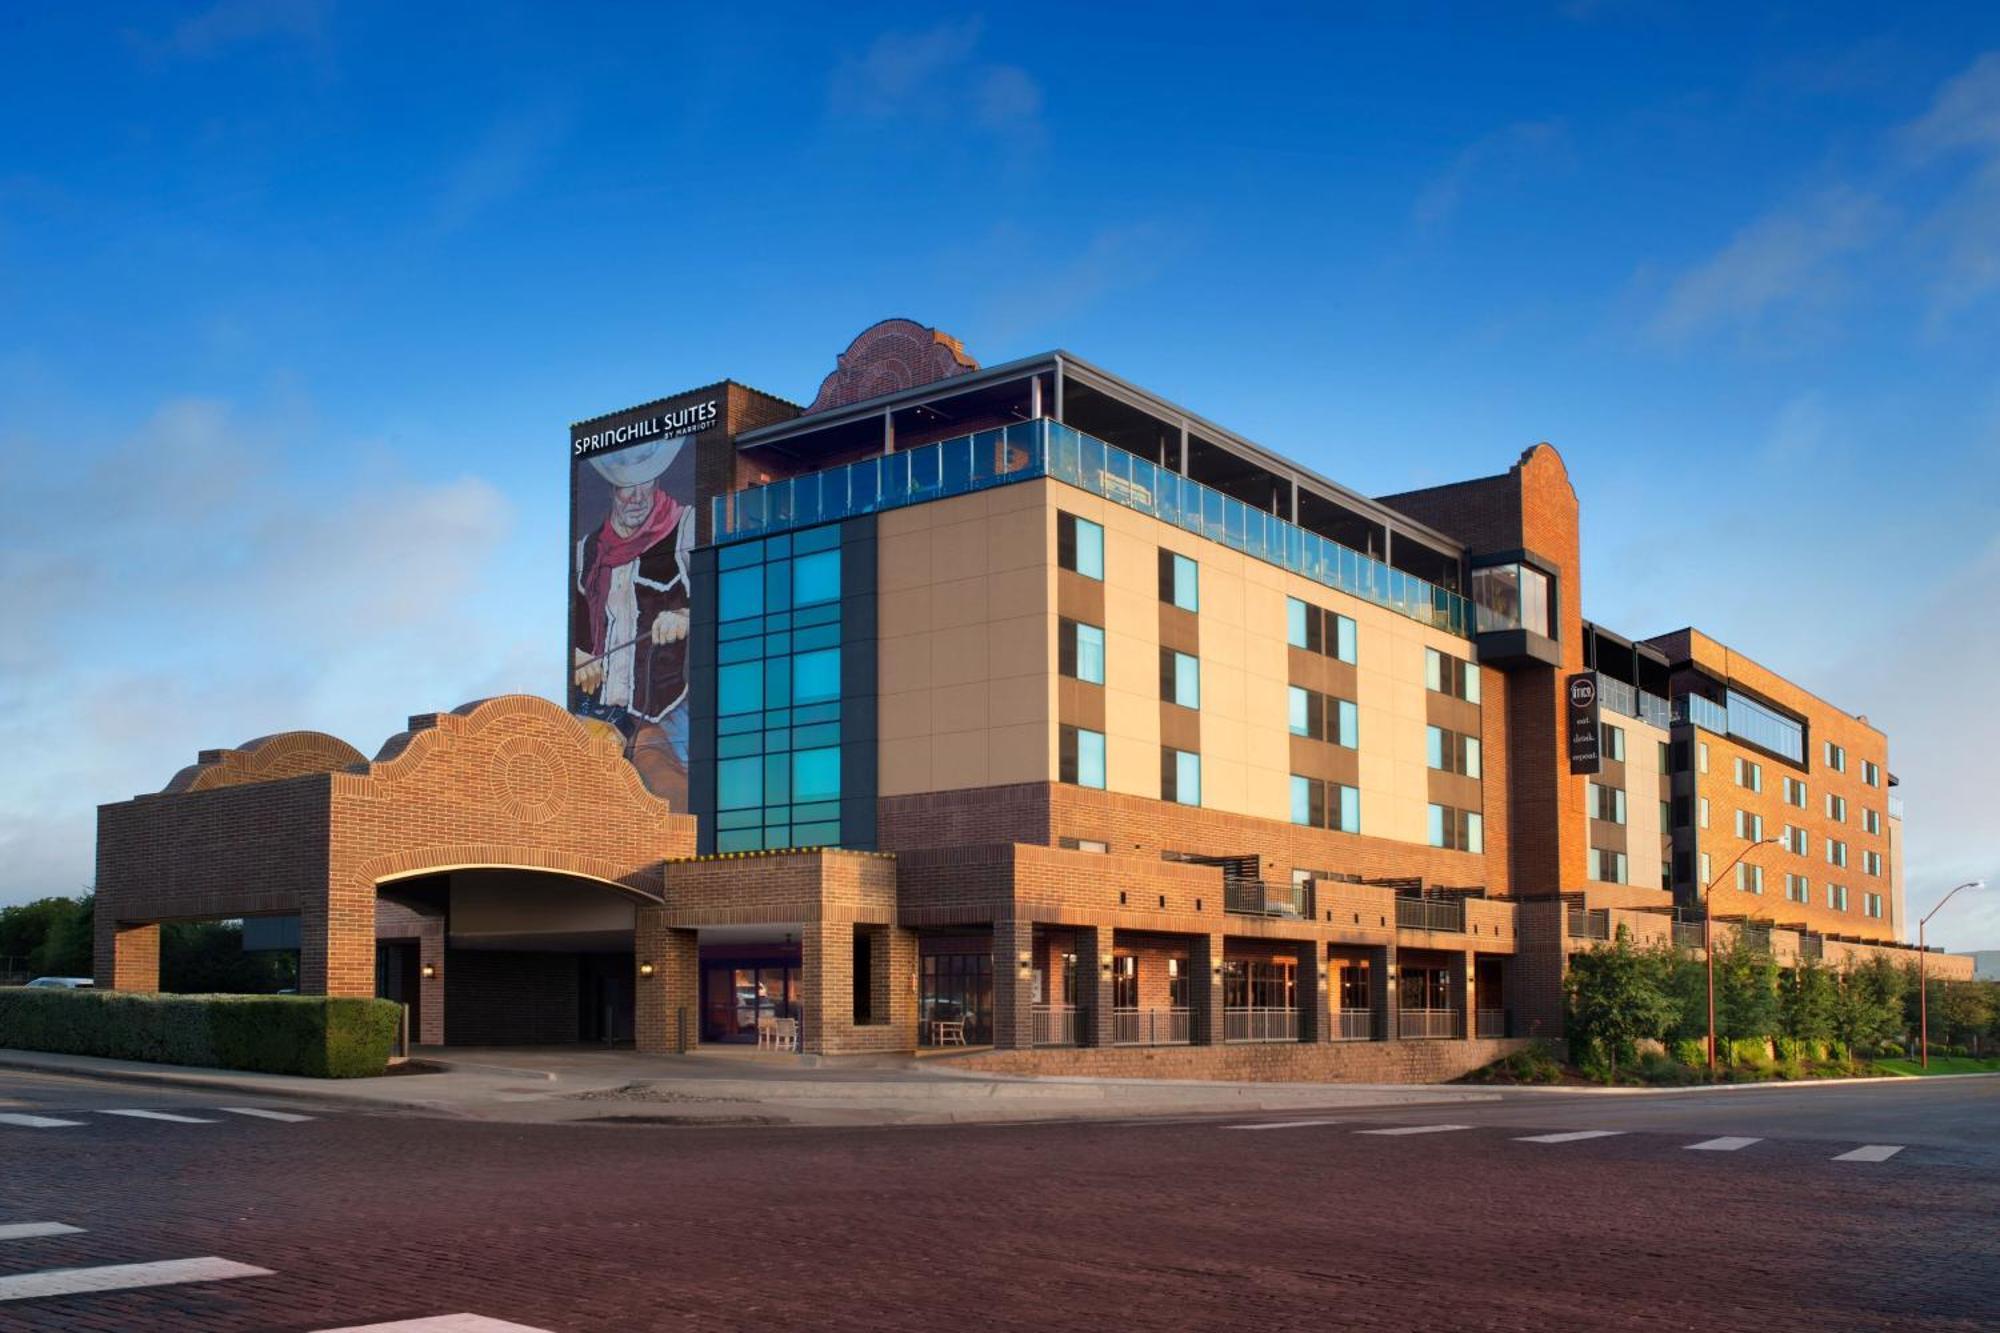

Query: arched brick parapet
left=804, top=318, right=979, bottom=413
left=161, top=731, right=368, bottom=794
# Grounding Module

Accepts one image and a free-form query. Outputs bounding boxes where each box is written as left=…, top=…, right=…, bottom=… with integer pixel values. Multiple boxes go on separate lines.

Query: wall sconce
left=1099, top=956, right=1113, bottom=978
left=421, top=963, right=437, bottom=980
left=1210, top=960, right=1223, bottom=978
left=1017, top=950, right=1033, bottom=975
left=638, top=961, right=656, bottom=978
left=1385, top=965, right=1397, bottom=981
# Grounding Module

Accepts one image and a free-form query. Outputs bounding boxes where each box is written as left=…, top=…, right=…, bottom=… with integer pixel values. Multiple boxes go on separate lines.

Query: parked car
left=25, top=976, right=94, bottom=989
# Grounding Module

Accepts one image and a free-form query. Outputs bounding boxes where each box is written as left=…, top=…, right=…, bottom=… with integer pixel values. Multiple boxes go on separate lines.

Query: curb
left=0, top=1050, right=457, bottom=1115
left=1471, top=1070, right=2000, bottom=1096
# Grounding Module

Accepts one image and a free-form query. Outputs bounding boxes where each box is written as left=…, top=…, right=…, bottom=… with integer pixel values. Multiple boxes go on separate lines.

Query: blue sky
left=3, top=3, right=1997, bottom=948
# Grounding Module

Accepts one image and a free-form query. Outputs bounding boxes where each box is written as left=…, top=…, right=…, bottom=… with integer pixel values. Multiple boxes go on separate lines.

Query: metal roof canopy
left=732, top=350, right=1465, bottom=562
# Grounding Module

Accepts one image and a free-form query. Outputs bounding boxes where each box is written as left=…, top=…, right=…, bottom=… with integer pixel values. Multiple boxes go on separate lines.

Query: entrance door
left=702, top=962, right=799, bottom=1042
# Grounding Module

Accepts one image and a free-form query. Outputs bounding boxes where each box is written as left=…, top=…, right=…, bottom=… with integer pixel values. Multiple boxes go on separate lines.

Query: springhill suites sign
left=572, top=398, right=719, bottom=458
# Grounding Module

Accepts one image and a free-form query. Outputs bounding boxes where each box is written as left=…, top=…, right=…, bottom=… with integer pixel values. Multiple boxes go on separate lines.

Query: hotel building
left=93, top=320, right=1969, bottom=1074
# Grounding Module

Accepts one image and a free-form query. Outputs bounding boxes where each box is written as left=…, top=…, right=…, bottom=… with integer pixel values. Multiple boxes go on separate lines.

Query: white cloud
left=0, top=397, right=543, bottom=908
left=1649, top=186, right=1887, bottom=342
left=127, top=0, right=331, bottom=62
left=1413, top=120, right=1569, bottom=228
left=431, top=108, right=572, bottom=235
left=829, top=20, right=1043, bottom=145
left=1903, top=51, right=2000, bottom=156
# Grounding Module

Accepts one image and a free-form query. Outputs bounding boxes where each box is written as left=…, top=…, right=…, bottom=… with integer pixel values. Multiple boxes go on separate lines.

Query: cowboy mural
left=571, top=432, right=694, bottom=804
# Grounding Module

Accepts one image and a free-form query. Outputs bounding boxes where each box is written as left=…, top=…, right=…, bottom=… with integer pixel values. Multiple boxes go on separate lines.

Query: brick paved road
left=2, top=1074, right=1996, bottom=1331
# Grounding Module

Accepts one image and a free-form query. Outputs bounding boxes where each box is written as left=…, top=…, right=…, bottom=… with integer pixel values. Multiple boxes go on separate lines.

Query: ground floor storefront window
left=920, top=950, right=992, bottom=1046
left=701, top=961, right=799, bottom=1043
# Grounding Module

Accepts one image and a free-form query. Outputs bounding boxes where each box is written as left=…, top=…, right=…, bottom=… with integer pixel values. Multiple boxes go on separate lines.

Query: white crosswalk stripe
left=1227, top=1119, right=1345, bottom=1131
left=0, top=1256, right=272, bottom=1303
left=316, top=1316, right=557, bottom=1332
left=0, top=1113, right=83, bottom=1129
left=1832, top=1144, right=1905, bottom=1163
left=218, top=1106, right=316, bottom=1123
left=1356, top=1124, right=1473, bottom=1136
left=96, top=1109, right=219, bottom=1124
left=1516, top=1130, right=1625, bottom=1145
left=0, top=1223, right=84, bottom=1242
left=1686, top=1136, right=1762, bottom=1152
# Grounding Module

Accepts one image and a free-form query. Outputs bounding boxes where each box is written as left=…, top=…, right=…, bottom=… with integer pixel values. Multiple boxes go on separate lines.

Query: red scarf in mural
left=582, top=488, right=683, bottom=657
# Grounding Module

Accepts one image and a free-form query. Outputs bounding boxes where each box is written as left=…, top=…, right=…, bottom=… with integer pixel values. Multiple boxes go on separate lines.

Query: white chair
left=772, top=1017, right=799, bottom=1052
left=755, top=1014, right=777, bottom=1050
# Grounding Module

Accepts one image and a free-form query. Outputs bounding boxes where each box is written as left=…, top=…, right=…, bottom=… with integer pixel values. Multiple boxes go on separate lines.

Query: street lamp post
left=1918, top=880, right=1986, bottom=1069
left=1702, top=835, right=1785, bottom=1074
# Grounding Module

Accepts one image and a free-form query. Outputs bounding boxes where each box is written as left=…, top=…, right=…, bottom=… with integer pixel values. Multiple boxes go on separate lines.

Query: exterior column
left=1190, top=932, right=1225, bottom=1045
left=1075, top=926, right=1114, bottom=1047
left=417, top=919, right=445, bottom=1046
left=799, top=922, right=830, bottom=1056
left=635, top=912, right=699, bottom=1055
left=992, top=919, right=1035, bottom=1051
left=1374, top=942, right=1398, bottom=1042
left=1297, top=942, right=1330, bottom=1043
left=1456, top=949, right=1476, bottom=1040
left=96, top=920, right=160, bottom=992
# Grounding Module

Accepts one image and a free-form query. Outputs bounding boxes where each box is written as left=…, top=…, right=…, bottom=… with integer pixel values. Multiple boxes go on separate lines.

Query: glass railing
left=1725, top=690, right=1804, bottom=763
left=1595, top=674, right=1672, bottom=730
left=1888, top=795, right=1904, bottom=820
left=712, top=418, right=1476, bottom=637
left=1674, top=692, right=1730, bottom=734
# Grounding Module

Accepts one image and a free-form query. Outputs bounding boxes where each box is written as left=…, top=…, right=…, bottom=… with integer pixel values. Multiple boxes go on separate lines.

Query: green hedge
left=0, top=989, right=402, bottom=1078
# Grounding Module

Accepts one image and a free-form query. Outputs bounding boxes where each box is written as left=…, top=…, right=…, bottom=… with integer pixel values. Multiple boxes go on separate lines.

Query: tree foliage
left=1564, top=926, right=1676, bottom=1077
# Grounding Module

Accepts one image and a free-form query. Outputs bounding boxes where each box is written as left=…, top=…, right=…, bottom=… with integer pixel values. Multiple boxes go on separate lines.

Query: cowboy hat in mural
left=571, top=432, right=695, bottom=803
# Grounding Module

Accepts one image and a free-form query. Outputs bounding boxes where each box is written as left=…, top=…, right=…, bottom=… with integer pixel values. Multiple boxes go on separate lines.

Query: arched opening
left=375, top=867, right=656, bottom=1048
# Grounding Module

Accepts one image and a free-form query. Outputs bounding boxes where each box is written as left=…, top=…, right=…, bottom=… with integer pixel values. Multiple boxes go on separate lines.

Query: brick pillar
left=1374, top=942, right=1398, bottom=1042
left=1455, top=949, right=1475, bottom=1040
left=635, top=911, right=699, bottom=1055
left=992, top=919, right=1035, bottom=1050
left=1075, top=926, right=1114, bottom=1047
left=417, top=923, right=445, bottom=1046
left=1297, top=941, right=1330, bottom=1043
left=887, top=926, right=918, bottom=1047
left=799, top=922, right=832, bottom=1056
left=1514, top=898, right=1568, bottom=1038
left=1190, top=932, right=1225, bottom=1045
left=97, top=921, right=160, bottom=992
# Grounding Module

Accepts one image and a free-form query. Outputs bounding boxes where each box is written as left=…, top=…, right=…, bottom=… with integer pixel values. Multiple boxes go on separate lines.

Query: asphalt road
left=2, top=1067, right=1996, bottom=1331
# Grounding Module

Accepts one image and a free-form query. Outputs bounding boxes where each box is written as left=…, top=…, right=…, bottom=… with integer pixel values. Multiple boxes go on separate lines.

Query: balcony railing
left=1334, top=1009, right=1374, bottom=1041
left=1475, top=1008, right=1508, bottom=1039
left=1672, top=920, right=1706, bottom=951
left=1675, top=692, right=1730, bottom=735
left=711, top=418, right=1476, bottom=637
left=1888, top=795, right=1905, bottom=820
left=1224, top=1006, right=1299, bottom=1043
left=1799, top=933, right=1824, bottom=962
left=1224, top=877, right=1313, bottom=919
left=1395, top=896, right=1467, bottom=933
left=1566, top=907, right=1611, bottom=941
left=1113, top=1007, right=1191, bottom=1047
left=1737, top=924, right=1773, bottom=954
left=1031, top=1004, right=1079, bottom=1047
left=1399, top=1008, right=1461, bottom=1040
left=1594, top=673, right=1671, bottom=730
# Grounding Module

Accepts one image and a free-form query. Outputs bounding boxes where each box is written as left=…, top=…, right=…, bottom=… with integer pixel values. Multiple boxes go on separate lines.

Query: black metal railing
left=1738, top=923, right=1772, bottom=954
left=1223, top=877, right=1313, bottom=919
left=1113, top=1007, right=1192, bottom=1046
left=1566, top=907, right=1611, bottom=941
left=1800, top=933, right=1824, bottom=961
left=1672, top=920, right=1706, bottom=951
left=1395, top=896, right=1466, bottom=933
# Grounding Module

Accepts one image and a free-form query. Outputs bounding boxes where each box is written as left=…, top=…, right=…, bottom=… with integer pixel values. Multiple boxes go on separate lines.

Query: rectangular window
left=1059, top=619, right=1105, bottom=685
left=718, top=661, right=763, bottom=717
left=1057, top=512, right=1104, bottom=580
left=1059, top=725, right=1105, bottom=788
left=792, top=648, right=841, bottom=705
left=1159, top=550, right=1199, bottom=612
left=1824, top=740, right=1845, bottom=772
left=1425, top=648, right=1480, bottom=703
left=1827, top=883, right=1849, bottom=911
left=1600, top=722, right=1625, bottom=763
left=1784, top=824, right=1809, bottom=856
left=1292, top=687, right=1356, bottom=747
left=1700, top=852, right=1711, bottom=886
left=1786, top=873, right=1811, bottom=904
left=1863, top=850, right=1882, bottom=877
left=792, top=548, right=841, bottom=606
left=1783, top=776, right=1807, bottom=808
left=1697, top=741, right=1709, bottom=774
left=1588, top=782, right=1627, bottom=825
left=1428, top=725, right=1479, bottom=777
left=1698, top=797, right=1710, bottom=829
left=1864, top=891, right=1883, bottom=919
left=1288, top=597, right=1356, bottom=664
left=1427, top=803, right=1483, bottom=852
left=1658, top=741, right=1671, bottom=775
left=1735, top=862, right=1763, bottom=895
left=1291, top=776, right=1359, bottom=832
left=1862, top=760, right=1880, bottom=787
left=1734, top=809, right=1763, bottom=841
left=1161, top=650, right=1200, bottom=709
left=1826, top=793, right=1847, bottom=822
left=1734, top=756, right=1761, bottom=792
left=1590, top=848, right=1628, bottom=885
left=1862, top=807, right=1880, bottom=835
left=792, top=746, right=840, bottom=804
left=1162, top=748, right=1201, bottom=805
left=1826, top=839, right=1848, bottom=868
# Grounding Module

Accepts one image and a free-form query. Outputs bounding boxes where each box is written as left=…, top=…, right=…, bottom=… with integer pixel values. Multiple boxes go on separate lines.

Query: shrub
left=1775, top=1035, right=1804, bottom=1063
left=1728, top=1036, right=1769, bottom=1066
left=1671, top=1036, right=1707, bottom=1067
left=0, top=990, right=401, bottom=1078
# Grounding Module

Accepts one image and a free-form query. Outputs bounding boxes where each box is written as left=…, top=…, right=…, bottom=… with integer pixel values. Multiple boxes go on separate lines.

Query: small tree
left=1781, top=955, right=1836, bottom=1052
left=1712, top=933, right=1780, bottom=1047
left=1566, top=926, right=1675, bottom=1079
left=1929, top=981, right=1995, bottom=1053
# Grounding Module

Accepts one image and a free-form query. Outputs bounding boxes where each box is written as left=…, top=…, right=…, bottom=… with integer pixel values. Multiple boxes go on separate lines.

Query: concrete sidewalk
left=0, top=1045, right=1500, bottom=1127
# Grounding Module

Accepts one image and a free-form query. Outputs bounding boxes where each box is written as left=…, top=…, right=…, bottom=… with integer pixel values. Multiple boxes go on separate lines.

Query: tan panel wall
left=1620, top=717, right=1669, bottom=893
left=876, top=482, right=1055, bottom=797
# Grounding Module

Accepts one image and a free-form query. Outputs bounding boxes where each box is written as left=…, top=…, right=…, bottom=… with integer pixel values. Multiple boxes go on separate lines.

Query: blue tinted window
left=1334, top=614, right=1356, bottom=664
left=718, top=758, right=761, bottom=811
left=1076, top=624, right=1105, bottom=685
left=1077, top=729, right=1105, bottom=789
left=792, top=648, right=841, bottom=704
left=1336, top=699, right=1358, bottom=749
left=1173, top=652, right=1200, bottom=709
left=718, top=662, right=762, bottom=717
left=1339, top=784, right=1360, bottom=833
left=1287, top=597, right=1308, bottom=647
left=1074, top=518, right=1104, bottom=579
left=1290, top=774, right=1312, bottom=826
left=1171, top=554, right=1198, bottom=611
left=793, top=549, right=841, bottom=606
left=793, top=747, right=841, bottom=803
left=1174, top=749, right=1201, bottom=805
left=719, top=567, right=763, bottom=621
left=1288, top=686, right=1309, bottom=736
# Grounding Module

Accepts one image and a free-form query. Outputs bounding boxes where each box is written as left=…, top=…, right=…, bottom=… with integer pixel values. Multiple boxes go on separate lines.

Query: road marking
left=0, top=1223, right=84, bottom=1242
left=218, top=1106, right=316, bottom=1123
left=1356, top=1124, right=1473, bottom=1136
left=0, top=1114, right=84, bottom=1129
left=315, top=1316, right=557, bottom=1332
left=97, top=1109, right=219, bottom=1124
left=1227, top=1119, right=1346, bottom=1131
left=0, top=1257, right=272, bottom=1302
left=1516, top=1130, right=1626, bottom=1145
left=1832, top=1144, right=1905, bottom=1163
left=1685, top=1136, right=1762, bottom=1152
